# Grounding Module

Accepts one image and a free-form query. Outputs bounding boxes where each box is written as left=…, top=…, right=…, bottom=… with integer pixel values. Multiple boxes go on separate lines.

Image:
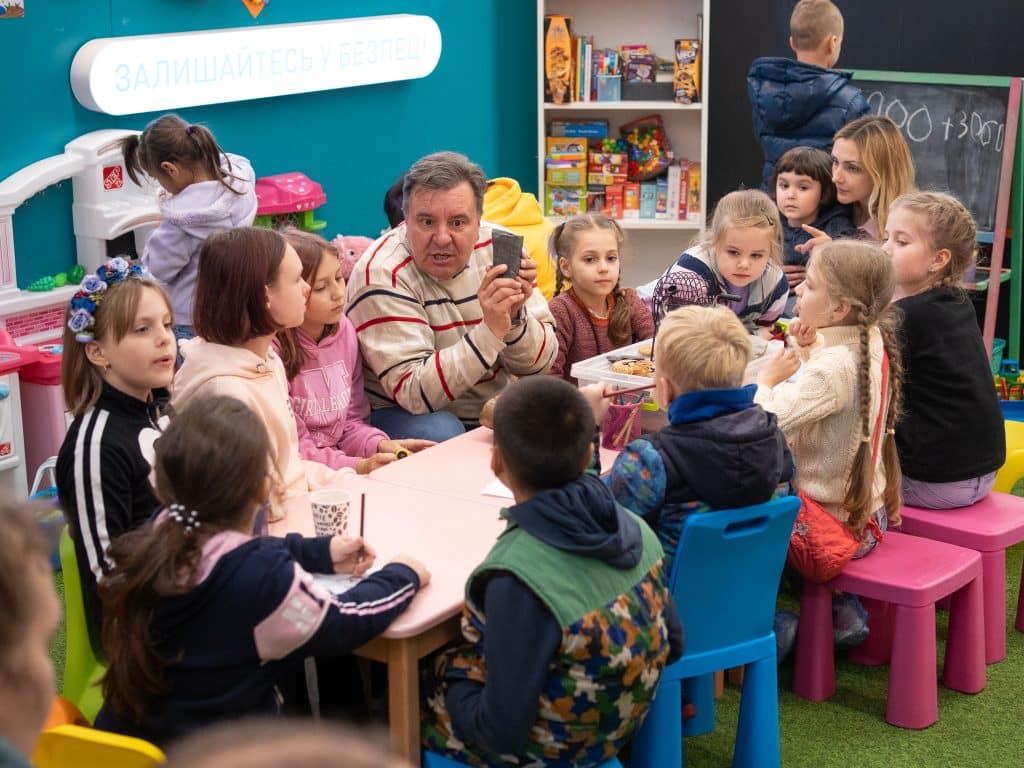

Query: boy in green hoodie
left=422, top=377, right=683, bottom=766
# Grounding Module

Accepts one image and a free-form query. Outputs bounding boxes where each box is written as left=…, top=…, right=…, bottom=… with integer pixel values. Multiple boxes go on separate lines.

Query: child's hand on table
left=378, top=438, right=435, bottom=455
left=356, top=452, right=397, bottom=474
left=389, top=554, right=432, bottom=587
left=330, top=536, right=376, bottom=575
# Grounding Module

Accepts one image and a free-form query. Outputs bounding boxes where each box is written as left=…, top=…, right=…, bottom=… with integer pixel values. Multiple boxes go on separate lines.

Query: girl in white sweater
left=755, top=240, right=903, bottom=651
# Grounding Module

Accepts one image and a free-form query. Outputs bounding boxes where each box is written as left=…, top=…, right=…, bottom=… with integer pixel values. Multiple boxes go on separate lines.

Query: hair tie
left=185, top=124, right=195, bottom=135
left=861, top=434, right=872, bottom=443
left=167, top=503, right=200, bottom=533
left=67, top=257, right=149, bottom=342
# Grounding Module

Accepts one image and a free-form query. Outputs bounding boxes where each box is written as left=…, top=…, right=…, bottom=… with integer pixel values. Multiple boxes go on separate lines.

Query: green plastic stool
left=59, top=526, right=106, bottom=723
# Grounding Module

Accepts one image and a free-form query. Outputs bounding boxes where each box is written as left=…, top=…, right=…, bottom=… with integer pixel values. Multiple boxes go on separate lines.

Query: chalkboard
left=852, top=72, right=1014, bottom=232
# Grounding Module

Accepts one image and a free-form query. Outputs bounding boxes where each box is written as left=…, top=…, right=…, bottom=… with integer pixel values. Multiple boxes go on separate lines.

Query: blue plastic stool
left=423, top=753, right=623, bottom=768
left=631, top=496, right=800, bottom=768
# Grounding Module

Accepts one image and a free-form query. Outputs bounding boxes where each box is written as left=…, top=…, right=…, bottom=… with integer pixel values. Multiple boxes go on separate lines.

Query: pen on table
left=359, top=493, right=365, bottom=539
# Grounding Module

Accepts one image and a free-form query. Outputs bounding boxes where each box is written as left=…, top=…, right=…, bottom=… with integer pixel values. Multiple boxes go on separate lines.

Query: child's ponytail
left=99, top=396, right=272, bottom=721
left=608, top=284, right=633, bottom=346
left=813, top=240, right=903, bottom=534
left=550, top=221, right=568, bottom=297
left=117, top=133, right=146, bottom=188
left=186, top=123, right=245, bottom=195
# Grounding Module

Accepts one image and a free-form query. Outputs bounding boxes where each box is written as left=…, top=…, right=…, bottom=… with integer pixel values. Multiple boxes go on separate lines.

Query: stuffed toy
left=331, top=234, right=375, bottom=281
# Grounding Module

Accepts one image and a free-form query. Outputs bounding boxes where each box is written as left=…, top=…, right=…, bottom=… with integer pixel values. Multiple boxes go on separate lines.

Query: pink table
left=370, top=426, right=620, bottom=504
left=271, top=474, right=504, bottom=765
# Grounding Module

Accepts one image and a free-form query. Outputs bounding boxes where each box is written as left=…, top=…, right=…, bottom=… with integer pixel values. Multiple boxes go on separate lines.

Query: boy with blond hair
left=747, top=0, right=869, bottom=188
left=602, top=306, right=795, bottom=572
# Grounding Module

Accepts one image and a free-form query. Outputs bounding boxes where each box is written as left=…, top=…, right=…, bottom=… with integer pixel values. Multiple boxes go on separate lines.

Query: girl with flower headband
left=637, top=189, right=789, bottom=335
left=112, top=114, right=257, bottom=347
left=56, top=257, right=177, bottom=652
left=94, top=395, right=429, bottom=746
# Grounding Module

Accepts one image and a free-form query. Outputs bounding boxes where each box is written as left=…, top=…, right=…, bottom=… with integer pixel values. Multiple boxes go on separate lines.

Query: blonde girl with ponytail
left=883, top=191, right=1004, bottom=508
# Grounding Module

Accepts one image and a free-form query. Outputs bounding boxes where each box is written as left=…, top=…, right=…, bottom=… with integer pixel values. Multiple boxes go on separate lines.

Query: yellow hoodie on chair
left=483, top=177, right=557, bottom=300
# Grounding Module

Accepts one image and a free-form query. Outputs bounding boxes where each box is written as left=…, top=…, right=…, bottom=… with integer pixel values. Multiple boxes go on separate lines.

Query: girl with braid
left=755, top=240, right=903, bottom=650
left=547, top=214, right=654, bottom=383
left=883, top=192, right=1004, bottom=508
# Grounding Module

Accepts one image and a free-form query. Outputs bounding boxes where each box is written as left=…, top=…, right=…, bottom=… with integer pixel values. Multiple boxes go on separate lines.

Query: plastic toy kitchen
left=0, top=129, right=158, bottom=496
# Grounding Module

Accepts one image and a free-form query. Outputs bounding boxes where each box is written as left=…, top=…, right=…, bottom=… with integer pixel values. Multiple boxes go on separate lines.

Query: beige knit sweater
left=755, top=325, right=887, bottom=523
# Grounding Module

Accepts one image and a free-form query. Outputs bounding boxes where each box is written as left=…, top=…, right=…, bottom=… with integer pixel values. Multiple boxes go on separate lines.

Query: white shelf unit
left=537, top=0, right=710, bottom=287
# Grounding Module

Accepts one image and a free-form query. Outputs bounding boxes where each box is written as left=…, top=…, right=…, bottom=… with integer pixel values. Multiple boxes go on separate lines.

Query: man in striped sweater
left=347, top=152, right=557, bottom=441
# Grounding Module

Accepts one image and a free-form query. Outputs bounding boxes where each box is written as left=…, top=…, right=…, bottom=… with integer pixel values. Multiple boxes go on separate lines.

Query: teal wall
left=0, top=0, right=537, bottom=287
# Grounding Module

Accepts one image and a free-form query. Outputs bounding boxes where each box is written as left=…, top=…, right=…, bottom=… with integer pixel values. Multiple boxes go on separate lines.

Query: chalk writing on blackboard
left=854, top=79, right=1010, bottom=232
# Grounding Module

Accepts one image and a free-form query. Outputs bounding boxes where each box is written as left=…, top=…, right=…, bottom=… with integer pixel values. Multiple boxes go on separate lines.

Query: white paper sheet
left=481, top=478, right=514, bottom=499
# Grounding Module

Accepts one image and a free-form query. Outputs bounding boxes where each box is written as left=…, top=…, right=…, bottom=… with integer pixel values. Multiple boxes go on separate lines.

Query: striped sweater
left=56, top=383, right=168, bottom=652
left=95, top=528, right=420, bottom=746
left=346, top=221, right=557, bottom=423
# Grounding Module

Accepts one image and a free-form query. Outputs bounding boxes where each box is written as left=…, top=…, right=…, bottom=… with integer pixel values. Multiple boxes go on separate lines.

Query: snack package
left=620, top=114, right=672, bottom=181
left=544, top=16, right=573, bottom=104
left=674, top=39, right=700, bottom=104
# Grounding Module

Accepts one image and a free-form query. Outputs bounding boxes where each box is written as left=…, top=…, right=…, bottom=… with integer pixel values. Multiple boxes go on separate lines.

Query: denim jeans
left=369, top=407, right=466, bottom=442
left=172, top=324, right=195, bottom=367
left=902, top=472, right=997, bottom=510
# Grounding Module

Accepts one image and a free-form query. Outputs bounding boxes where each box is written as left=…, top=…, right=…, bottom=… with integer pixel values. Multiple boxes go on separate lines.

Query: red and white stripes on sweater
left=346, top=221, right=557, bottom=423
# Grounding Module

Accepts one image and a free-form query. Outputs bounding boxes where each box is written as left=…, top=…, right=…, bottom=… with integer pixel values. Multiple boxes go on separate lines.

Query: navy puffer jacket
left=747, top=57, right=870, bottom=188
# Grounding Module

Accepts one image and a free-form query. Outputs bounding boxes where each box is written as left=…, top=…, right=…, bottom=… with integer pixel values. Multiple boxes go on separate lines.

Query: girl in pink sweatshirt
left=276, top=230, right=433, bottom=474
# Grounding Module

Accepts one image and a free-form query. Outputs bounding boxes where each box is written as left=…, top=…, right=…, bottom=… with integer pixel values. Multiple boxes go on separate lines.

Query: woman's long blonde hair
left=835, top=115, right=916, bottom=235
left=812, top=240, right=904, bottom=532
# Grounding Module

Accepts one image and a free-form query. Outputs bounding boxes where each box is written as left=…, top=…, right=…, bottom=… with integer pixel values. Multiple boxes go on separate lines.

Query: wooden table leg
left=387, top=638, right=421, bottom=766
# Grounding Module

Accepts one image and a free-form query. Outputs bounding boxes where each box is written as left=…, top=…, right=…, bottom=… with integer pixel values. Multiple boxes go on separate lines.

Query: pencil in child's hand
left=602, top=383, right=655, bottom=399
left=359, top=493, right=365, bottom=538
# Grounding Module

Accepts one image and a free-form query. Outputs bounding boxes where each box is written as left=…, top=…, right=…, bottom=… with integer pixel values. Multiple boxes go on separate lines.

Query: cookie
left=638, top=342, right=653, bottom=357
left=611, top=359, right=655, bottom=377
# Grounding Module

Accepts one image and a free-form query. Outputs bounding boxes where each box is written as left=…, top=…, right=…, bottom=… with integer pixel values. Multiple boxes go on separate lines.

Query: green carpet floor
left=50, top=543, right=1023, bottom=767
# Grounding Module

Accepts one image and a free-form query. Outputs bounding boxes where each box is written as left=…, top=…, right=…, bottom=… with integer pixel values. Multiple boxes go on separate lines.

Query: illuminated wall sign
left=70, top=14, right=442, bottom=115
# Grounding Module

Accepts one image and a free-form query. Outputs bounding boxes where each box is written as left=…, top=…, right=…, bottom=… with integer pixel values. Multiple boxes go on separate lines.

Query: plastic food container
left=570, top=340, right=668, bottom=432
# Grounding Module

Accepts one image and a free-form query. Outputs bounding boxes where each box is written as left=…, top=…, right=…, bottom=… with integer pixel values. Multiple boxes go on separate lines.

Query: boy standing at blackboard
left=747, top=0, right=870, bottom=189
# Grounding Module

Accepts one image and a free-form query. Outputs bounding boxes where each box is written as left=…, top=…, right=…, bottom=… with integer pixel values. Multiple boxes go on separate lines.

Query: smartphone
left=491, top=229, right=524, bottom=280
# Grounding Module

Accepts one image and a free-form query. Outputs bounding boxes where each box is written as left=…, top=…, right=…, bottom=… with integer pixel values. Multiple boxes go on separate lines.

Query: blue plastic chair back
left=667, top=495, right=800, bottom=657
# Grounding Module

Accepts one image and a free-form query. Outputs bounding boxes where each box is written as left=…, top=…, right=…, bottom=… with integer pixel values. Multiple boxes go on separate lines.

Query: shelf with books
left=543, top=101, right=703, bottom=112
left=546, top=216, right=702, bottom=231
left=537, top=0, right=710, bottom=285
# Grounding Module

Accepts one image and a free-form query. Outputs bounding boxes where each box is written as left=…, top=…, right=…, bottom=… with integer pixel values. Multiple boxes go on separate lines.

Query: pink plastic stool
left=898, top=491, right=1024, bottom=663
left=793, top=530, right=985, bottom=729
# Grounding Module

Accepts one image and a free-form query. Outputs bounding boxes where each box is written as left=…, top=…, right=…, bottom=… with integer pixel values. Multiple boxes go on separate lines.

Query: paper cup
left=310, top=489, right=352, bottom=537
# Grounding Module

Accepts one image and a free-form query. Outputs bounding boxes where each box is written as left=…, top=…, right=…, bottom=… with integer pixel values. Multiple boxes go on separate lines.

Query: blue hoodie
left=747, top=57, right=870, bottom=189
left=445, top=473, right=684, bottom=755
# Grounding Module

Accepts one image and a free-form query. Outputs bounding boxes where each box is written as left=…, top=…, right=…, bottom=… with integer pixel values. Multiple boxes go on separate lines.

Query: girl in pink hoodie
left=275, top=230, right=433, bottom=474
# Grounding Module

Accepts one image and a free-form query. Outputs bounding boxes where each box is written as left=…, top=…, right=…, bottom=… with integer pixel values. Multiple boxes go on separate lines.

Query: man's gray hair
left=402, top=151, right=487, bottom=217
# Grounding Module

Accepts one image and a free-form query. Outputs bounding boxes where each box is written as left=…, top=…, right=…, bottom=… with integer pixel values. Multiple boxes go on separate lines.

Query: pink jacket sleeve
left=336, top=323, right=389, bottom=457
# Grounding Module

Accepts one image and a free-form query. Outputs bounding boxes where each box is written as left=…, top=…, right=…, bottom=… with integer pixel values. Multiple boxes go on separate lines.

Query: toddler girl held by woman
left=883, top=192, right=1004, bottom=508
left=116, top=114, right=257, bottom=342
left=774, top=146, right=857, bottom=295
left=56, top=259, right=177, bottom=647
left=94, top=395, right=428, bottom=746
left=640, top=189, right=789, bottom=336
left=548, top=215, right=653, bottom=383
left=275, top=229, right=432, bottom=473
